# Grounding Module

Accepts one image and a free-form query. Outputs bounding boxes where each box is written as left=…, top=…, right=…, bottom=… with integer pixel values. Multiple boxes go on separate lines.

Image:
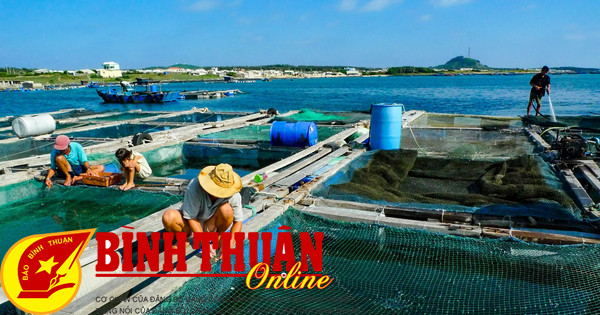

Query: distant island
left=1, top=57, right=599, bottom=90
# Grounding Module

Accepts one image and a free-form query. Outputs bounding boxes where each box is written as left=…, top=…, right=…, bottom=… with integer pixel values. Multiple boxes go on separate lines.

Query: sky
left=1, top=0, right=599, bottom=70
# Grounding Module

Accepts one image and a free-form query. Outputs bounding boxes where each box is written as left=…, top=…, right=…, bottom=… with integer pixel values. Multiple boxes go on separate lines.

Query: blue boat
left=87, top=81, right=102, bottom=88
left=96, top=79, right=180, bottom=104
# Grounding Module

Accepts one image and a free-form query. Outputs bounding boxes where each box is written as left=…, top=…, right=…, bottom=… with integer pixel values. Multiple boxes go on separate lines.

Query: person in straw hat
left=162, top=164, right=243, bottom=254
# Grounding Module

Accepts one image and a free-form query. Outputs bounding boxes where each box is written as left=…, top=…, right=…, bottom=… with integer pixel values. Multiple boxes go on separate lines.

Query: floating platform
left=1, top=109, right=600, bottom=314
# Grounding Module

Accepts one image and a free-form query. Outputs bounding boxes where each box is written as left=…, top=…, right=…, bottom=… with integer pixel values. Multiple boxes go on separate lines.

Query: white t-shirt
left=180, top=177, right=243, bottom=222
left=130, top=151, right=152, bottom=179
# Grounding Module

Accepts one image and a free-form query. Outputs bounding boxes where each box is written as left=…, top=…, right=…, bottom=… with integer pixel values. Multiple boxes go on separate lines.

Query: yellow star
left=36, top=256, right=58, bottom=275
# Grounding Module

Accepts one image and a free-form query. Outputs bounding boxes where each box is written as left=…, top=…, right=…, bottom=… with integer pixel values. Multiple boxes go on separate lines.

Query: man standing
left=162, top=164, right=243, bottom=254
left=44, top=135, right=105, bottom=187
left=527, top=66, right=551, bottom=116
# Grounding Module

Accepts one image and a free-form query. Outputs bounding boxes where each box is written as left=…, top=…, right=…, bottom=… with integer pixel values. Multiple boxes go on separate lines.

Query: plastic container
left=81, top=172, right=123, bottom=187
left=104, top=163, right=120, bottom=174
left=369, top=103, right=403, bottom=150
left=254, top=173, right=269, bottom=183
left=270, top=121, right=318, bottom=147
left=12, top=114, right=56, bottom=138
left=150, top=85, right=159, bottom=93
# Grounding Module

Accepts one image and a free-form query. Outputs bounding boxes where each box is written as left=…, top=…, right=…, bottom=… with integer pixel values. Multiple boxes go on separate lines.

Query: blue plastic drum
left=270, top=121, right=318, bottom=147
left=370, top=103, right=403, bottom=150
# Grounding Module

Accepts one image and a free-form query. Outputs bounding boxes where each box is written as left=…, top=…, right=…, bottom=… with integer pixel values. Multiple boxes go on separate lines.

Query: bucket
left=369, top=103, right=403, bottom=150
left=12, top=114, right=56, bottom=138
left=270, top=121, right=318, bottom=147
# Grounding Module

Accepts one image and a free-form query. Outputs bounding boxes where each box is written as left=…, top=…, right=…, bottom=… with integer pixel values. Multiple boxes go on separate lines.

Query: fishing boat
left=96, top=78, right=180, bottom=103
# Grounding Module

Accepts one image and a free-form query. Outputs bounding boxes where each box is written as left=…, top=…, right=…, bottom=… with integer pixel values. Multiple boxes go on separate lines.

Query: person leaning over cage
left=162, top=164, right=243, bottom=257
left=44, top=135, right=105, bottom=188
left=115, top=147, right=152, bottom=191
left=527, top=65, right=551, bottom=116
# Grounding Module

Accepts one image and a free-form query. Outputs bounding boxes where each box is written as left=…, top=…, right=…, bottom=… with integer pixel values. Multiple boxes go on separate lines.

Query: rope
left=375, top=205, right=386, bottom=225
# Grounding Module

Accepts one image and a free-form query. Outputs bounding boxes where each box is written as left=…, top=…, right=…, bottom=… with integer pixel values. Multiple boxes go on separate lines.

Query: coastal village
left=1, top=57, right=593, bottom=92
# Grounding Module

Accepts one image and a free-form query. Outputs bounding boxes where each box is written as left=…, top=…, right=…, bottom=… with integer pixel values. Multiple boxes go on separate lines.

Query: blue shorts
left=56, top=164, right=84, bottom=178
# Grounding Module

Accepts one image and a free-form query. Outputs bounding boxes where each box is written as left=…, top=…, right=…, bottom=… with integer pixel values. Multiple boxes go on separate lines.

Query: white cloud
left=565, top=33, right=586, bottom=41
left=419, top=14, right=432, bottom=22
left=338, top=0, right=401, bottom=12
left=363, top=0, right=402, bottom=12
left=339, top=0, right=359, bottom=11
left=187, top=0, right=220, bottom=11
left=430, top=0, right=472, bottom=7
left=186, top=0, right=241, bottom=12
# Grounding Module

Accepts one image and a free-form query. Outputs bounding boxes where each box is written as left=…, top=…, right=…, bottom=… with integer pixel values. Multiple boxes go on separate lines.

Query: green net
left=198, top=125, right=348, bottom=142
left=409, top=113, right=523, bottom=130
left=0, top=138, right=99, bottom=161
left=79, top=112, right=160, bottom=121
left=273, top=109, right=369, bottom=125
left=152, top=208, right=600, bottom=314
left=523, top=115, right=600, bottom=132
left=152, top=113, right=241, bottom=123
left=312, top=150, right=580, bottom=220
left=63, top=124, right=171, bottom=139
left=0, top=180, right=182, bottom=261
left=401, top=128, right=535, bottom=159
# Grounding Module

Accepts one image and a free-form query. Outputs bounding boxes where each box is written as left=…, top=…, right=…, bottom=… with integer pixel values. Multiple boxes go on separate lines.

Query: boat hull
left=96, top=90, right=179, bottom=104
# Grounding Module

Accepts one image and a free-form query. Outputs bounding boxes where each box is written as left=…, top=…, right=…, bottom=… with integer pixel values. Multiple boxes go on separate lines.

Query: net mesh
left=312, top=150, right=580, bottom=220
left=152, top=208, right=600, bottom=314
left=198, top=125, right=348, bottom=142
left=409, top=113, right=523, bottom=130
left=401, top=128, right=535, bottom=159
left=0, top=180, right=182, bottom=261
left=273, top=109, right=369, bottom=125
left=523, top=115, right=600, bottom=132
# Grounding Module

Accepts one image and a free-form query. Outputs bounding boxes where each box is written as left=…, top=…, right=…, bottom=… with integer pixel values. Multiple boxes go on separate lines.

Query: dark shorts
left=56, top=164, right=84, bottom=178
left=529, top=91, right=542, bottom=106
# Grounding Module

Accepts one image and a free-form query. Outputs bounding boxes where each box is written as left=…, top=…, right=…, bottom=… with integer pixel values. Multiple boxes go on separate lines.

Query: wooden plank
left=253, top=148, right=332, bottom=189
left=402, top=110, right=425, bottom=126
left=575, top=165, right=600, bottom=194
left=301, top=206, right=481, bottom=238
left=482, top=227, right=600, bottom=245
left=559, top=168, right=594, bottom=209
left=274, top=147, right=349, bottom=187
left=241, top=127, right=359, bottom=186
left=524, top=128, right=552, bottom=150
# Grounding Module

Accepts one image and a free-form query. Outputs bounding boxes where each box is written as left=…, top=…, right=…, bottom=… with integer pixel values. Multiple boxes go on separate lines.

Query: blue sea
left=1, top=74, right=599, bottom=117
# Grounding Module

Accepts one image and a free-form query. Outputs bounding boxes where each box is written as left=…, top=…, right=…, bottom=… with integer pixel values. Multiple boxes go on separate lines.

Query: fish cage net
left=151, top=112, right=241, bottom=124
left=408, top=113, right=523, bottom=130
left=311, top=150, right=580, bottom=220
left=273, top=109, right=370, bottom=125
left=523, top=115, right=600, bottom=132
left=151, top=208, right=600, bottom=314
left=401, top=128, right=536, bottom=159
left=0, top=180, right=182, bottom=260
left=197, top=125, right=349, bottom=142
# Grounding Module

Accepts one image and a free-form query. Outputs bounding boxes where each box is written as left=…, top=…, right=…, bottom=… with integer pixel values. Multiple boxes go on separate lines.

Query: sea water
left=0, top=74, right=599, bottom=117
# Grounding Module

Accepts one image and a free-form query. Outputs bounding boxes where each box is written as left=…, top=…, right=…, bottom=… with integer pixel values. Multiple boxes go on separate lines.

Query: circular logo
left=1, top=229, right=94, bottom=314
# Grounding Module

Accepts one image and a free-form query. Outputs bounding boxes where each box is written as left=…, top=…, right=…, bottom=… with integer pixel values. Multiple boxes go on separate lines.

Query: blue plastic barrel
left=370, top=103, right=403, bottom=150
left=270, top=121, right=318, bottom=147
left=150, top=85, right=159, bottom=93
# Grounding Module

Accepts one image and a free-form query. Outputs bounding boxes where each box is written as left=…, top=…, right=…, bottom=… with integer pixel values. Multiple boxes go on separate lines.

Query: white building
left=98, top=61, right=123, bottom=78
left=344, top=67, right=361, bottom=76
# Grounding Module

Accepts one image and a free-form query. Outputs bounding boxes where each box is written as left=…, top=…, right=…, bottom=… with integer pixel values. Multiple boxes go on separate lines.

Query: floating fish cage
left=150, top=112, right=242, bottom=124
left=60, top=123, right=172, bottom=139
left=2, top=108, right=600, bottom=314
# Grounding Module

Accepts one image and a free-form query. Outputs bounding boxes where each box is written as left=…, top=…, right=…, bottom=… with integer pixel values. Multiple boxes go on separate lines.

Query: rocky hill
left=437, top=56, right=489, bottom=70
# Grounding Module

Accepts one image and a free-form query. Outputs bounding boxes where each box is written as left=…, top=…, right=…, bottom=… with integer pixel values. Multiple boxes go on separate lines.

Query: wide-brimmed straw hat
left=198, top=164, right=242, bottom=198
